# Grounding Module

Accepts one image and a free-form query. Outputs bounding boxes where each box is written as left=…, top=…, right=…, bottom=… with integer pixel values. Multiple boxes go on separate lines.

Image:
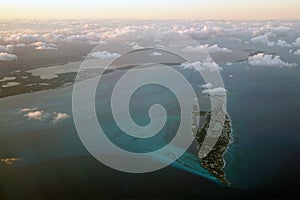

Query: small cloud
left=125, top=41, right=143, bottom=50
left=293, top=49, right=300, bottom=55
left=180, top=59, right=223, bottom=72
left=150, top=51, right=162, bottom=56
left=88, top=51, right=120, bottom=59
left=226, top=61, right=232, bottom=66
left=1, top=157, right=20, bottom=165
left=35, top=46, right=57, bottom=50
left=0, top=44, right=14, bottom=53
left=15, top=43, right=26, bottom=47
left=53, top=112, right=70, bottom=123
left=229, top=74, right=234, bottom=78
left=24, top=110, right=46, bottom=120
left=0, top=52, right=17, bottom=61
left=19, top=107, right=37, bottom=113
left=202, top=87, right=227, bottom=96
left=276, top=39, right=291, bottom=47
left=292, top=37, right=300, bottom=47
left=184, top=44, right=232, bottom=53
left=248, top=53, right=297, bottom=68
left=200, top=82, right=213, bottom=89
left=20, top=108, right=70, bottom=123
left=250, top=32, right=275, bottom=46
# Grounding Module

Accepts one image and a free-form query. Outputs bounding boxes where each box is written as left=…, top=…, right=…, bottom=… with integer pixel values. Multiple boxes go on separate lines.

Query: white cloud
left=0, top=53, right=17, bottom=61
left=30, top=42, right=48, bottom=47
left=184, top=44, right=232, bottom=53
left=202, top=87, right=227, bottom=96
left=24, top=110, right=46, bottom=120
left=19, top=107, right=37, bottom=113
left=6, top=34, right=39, bottom=44
left=250, top=32, right=275, bottom=46
left=293, top=49, right=300, bottom=55
left=88, top=51, right=120, bottom=59
left=5, top=45, right=14, bottom=53
left=126, top=42, right=143, bottom=50
left=292, top=37, right=300, bottom=47
left=276, top=39, right=291, bottom=47
left=226, top=62, right=232, bottom=66
left=32, top=42, right=58, bottom=50
left=229, top=74, right=234, bottom=78
left=200, top=82, right=213, bottom=89
left=35, top=46, right=57, bottom=50
left=53, top=112, right=70, bottom=123
left=0, top=158, right=20, bottom=165
left=0, top=44, right=14, bottom=53
left=20, top=108, right=70, bottom=123
left=248, top=53, right=297, bottom=68
left=15, top=43, right=26, bottom=47
left=150, top=51, right=162, bottom=56
left=181, top=59, right=223, bottom=72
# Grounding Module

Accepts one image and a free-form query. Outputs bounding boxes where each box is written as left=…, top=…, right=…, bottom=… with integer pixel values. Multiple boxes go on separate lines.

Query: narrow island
left=195, top=111, right=232, bottom=186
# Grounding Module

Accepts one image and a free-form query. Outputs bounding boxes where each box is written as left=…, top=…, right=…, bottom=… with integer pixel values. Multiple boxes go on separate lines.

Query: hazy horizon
left=1, top=0, right=300, bottom=20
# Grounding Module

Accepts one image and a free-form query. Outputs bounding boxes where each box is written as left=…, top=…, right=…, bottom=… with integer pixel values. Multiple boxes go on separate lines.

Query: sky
left=1, top=0, right=300, bottom=20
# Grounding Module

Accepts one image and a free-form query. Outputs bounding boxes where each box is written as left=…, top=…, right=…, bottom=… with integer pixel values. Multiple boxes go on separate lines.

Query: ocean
left=0, top=62, right=299, bottom=198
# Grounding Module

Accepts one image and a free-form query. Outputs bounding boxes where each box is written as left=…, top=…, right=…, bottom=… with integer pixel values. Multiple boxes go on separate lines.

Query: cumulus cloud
left=15, top=43, right=26, bottom=47
left=276, top=39, right=291, bottom=47
left=250, top=32, right=276, bottom=46
left=20, top=108, right=70, bottom=123
left=53, top=112, right=70, bottom=123
left=0, top=53, right=17, bottom=61
left=6, top=34, right=39, bottom=44
left=248, top=53, right=297, bottom=68
left=126, top=42, right=143, bottom=50
left=292, top=37, right=300, bottom=47
left=200, top=82, right=213, bottom=89
left=35, top=46, right=57, bottom=50
left=226, top=62, right=232, bottom=66
left=293, top=49, right=300, bottom=55
left=0, top=158, right=20, bottom=165
left=32, top=42, right=58, bottom=50
left=88, top=50, right=120, bottom=59
left=0, top=44, right=14, bottom=53
left=181, top=59, right=223, bottom=72
left=202, top=87, right=227, bottom=96
left=150, top=51, right=162, bottom=56
left=24, top=110, right=46, bottom=120
left=19, top=108, right=37, bottom=113
left=184, top=44, right=232, bottom=53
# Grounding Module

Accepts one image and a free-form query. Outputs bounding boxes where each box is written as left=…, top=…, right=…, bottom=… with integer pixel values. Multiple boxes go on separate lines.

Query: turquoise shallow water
left=0, top=67, right=223, bottom=189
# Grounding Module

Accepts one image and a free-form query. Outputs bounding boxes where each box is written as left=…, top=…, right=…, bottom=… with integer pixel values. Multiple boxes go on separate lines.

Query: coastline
left=196, top=111, right=232, bottom=186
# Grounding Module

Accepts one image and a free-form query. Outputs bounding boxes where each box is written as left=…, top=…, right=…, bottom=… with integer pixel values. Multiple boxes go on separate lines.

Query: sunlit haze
left=1, top=0, right=300, bottom=20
